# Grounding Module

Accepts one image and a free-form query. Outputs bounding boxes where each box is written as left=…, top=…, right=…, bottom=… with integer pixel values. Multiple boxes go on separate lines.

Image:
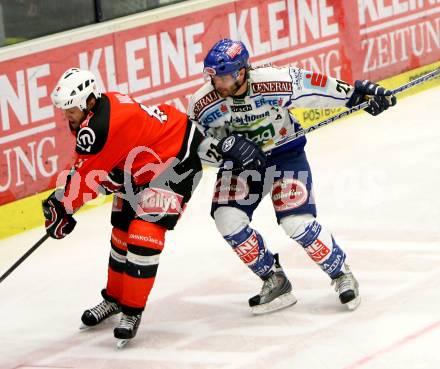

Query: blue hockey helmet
left=203, top=39, right=249, bottom=79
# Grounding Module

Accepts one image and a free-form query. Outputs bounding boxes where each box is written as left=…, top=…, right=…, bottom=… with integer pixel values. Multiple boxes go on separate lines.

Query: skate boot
left=331, top=264, right=360, bottom=311
left=248, top=254, right=297, bottom=315
left=114, top=313, right=142, bottom=348
left=80, top=291, right=121, bottom=329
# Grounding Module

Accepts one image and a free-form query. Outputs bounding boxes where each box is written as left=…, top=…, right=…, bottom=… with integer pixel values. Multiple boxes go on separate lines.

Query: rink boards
left=1, top=0, right=440, bottom=238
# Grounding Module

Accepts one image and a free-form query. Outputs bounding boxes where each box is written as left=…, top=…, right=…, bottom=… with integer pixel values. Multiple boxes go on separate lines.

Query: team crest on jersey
left=76, top=127, right=96, bottom=153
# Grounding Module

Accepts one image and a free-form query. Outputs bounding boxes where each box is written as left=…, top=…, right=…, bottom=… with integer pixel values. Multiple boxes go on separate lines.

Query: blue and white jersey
left=188, top=66, right=354, bottom=166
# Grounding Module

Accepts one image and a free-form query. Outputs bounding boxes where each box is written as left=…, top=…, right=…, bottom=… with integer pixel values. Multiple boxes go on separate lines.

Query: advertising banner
left=1, top=0, right=439, bottom=206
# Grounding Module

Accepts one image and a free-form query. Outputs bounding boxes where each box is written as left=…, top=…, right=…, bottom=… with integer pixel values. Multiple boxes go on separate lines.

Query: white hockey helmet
left=51, top=67, right=101, bottom=110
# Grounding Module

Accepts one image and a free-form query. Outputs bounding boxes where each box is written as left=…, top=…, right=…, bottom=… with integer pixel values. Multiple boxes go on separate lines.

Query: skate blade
left=116, top=339, right=130, bottom=349
left=345, top=295, right=361, bottom=311
left=79, top=323, right=92, bottom=331
left=251, top=293, right=297, bottom=315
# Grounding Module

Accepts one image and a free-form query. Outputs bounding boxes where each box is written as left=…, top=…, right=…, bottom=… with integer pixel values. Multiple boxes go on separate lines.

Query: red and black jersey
left=62, top=92, right=190, bottom=213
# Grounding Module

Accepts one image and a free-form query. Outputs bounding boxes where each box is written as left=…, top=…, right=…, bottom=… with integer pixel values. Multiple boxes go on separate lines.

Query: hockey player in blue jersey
left=188, top=39, right=396, bottom=314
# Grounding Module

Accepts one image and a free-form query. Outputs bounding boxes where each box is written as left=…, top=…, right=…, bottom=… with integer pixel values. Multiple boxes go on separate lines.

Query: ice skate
left=114, top=313, right=142, bottom=348
left=80, top=299, right=121, bottom=330
left=248, top=254, right=297, bottom=315
left=331, top=264, right=360, bottom=311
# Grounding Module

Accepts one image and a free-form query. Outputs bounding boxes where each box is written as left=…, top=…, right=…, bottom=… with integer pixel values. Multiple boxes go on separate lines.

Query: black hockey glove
left=217, top=133, right=266, bottom=171
left=347, top=80, right=397, bottom=116
left=98, top=168, right=125, bottom=195
left=42, top=190, right=76, bottom=239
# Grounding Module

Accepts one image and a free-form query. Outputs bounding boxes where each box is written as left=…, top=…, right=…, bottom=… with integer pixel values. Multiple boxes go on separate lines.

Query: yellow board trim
left=0, top=61, right=439, bottom=239
left=0, top=190, right=113, bottom=239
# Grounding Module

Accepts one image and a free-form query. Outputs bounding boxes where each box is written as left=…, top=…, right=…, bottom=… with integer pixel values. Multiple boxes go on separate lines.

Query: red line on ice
left=342, top=320, right=440, bottom=369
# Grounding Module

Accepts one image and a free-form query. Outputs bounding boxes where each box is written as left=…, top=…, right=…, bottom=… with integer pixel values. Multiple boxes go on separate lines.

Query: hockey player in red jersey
left=43, top=68, right=203, bottom=347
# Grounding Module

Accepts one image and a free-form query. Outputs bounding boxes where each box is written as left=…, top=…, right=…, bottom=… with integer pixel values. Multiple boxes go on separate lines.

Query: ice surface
left=1, top=87, right=439, bottom=369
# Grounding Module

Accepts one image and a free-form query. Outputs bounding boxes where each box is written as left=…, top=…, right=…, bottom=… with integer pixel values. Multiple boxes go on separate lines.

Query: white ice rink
left=1, top=86, right=439, bottom=369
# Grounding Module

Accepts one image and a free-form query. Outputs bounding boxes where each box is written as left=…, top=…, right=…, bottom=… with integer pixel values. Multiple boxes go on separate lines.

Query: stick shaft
left=272, top=68, right=440, bottom=150
left=0, top=233, right=50, bottom=284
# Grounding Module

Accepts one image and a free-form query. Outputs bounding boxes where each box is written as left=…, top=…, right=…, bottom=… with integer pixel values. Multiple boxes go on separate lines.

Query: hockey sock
left=106, top=227, right=128, bottom=302
left=292, top=220, right=346, bottom=279
left=120, top=220, right=165, bottom=315
left=224, top=226, right=275, bottom=279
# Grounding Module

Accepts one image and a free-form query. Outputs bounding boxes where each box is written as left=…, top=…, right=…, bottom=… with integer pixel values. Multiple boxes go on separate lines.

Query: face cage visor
left=203, top=66, right=240, bottom=82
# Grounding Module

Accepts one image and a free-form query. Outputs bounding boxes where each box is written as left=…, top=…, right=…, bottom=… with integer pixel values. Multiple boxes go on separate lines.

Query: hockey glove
left=217, top=133, right=266, bottom=171
left=99, top=168, right=125, bottom=195
left=347, top=80, right=397, bottom=116
left=42, top=191, right=76, bottom=239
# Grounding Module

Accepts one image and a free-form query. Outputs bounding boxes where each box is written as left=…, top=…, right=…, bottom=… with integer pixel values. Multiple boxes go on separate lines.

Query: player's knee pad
left=280, top=213, right=315, bottom=239
left=214, top=207, right=274, bottom=278
left=280, top=214, right=346, bottom=279
left=213, top=207, right=250, bottom=236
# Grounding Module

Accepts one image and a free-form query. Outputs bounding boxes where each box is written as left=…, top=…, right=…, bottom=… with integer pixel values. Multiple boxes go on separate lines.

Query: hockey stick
left=0, top=233, right=50, bottom=284
left=271, top=67, right=440, bottom=150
